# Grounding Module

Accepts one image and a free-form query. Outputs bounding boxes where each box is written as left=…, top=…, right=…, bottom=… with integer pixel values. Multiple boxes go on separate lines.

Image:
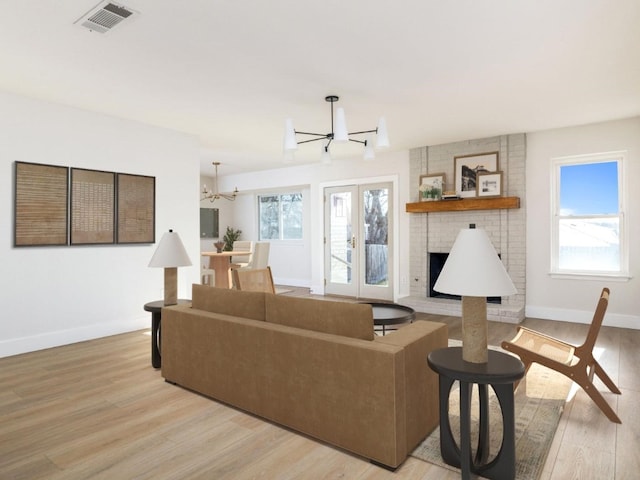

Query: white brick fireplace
left=401, top=134, right=526, bottom=323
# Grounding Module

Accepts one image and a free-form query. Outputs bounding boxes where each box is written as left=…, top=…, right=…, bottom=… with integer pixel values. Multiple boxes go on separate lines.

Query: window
left=551, top=152, right=627, bottom=276
left=258, top=193, right=303, bottom=240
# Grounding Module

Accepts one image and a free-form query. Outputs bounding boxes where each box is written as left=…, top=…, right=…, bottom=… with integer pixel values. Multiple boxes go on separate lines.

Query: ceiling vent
left=74, top=1, right=137, bottom=33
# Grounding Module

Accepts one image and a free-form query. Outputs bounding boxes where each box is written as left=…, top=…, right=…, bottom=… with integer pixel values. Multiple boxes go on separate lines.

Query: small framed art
left=477, top=171, right=503, bottom=197
left=419, top=173, right=445, bottom=201
left=454, top=151, right=499, bottom=198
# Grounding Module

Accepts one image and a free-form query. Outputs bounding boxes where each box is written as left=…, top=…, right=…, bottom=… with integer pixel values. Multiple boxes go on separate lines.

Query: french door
left=324, top=182, right=393, bottom=300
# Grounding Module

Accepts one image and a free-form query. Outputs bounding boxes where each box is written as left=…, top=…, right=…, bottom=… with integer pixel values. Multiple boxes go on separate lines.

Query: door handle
left=351, top=236, right=356, bottom=248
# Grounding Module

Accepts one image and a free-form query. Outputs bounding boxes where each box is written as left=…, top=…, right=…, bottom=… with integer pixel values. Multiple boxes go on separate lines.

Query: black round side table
left=144, top=299, right=190, bottom=368
left=427, top=346, right=525, bottom=480
left=361, top=302, right=415, bottom=335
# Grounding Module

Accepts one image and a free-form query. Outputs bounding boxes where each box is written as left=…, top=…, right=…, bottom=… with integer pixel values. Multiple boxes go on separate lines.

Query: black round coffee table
left=362, top=302, right=415, bottom=335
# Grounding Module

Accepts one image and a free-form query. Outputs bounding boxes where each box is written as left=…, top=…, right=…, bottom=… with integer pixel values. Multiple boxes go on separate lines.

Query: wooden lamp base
left=163, top=267, right=177, bottom=306
left=461, top=296, right=488, bottom=363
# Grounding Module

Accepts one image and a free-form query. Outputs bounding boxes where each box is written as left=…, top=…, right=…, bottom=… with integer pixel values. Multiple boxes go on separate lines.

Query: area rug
left=411, top=345, right=572, bottom=480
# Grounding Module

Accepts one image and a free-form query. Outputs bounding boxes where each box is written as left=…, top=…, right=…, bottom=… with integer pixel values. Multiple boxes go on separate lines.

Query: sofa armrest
left=375, top=320, right=448, bottom=450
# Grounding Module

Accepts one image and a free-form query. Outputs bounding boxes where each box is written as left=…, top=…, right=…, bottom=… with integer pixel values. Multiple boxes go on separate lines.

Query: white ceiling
left=1, top=0, right=639, bottom=176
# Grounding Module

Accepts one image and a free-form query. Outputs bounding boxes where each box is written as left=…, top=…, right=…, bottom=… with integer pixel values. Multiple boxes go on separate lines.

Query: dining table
left=201, top=251, right=251, bottom=288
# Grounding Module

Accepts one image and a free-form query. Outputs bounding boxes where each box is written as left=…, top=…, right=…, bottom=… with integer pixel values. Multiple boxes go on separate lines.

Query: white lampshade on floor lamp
left=148, top=229, right=192, bottom=306
left=434, top=224, right=516, bottom=363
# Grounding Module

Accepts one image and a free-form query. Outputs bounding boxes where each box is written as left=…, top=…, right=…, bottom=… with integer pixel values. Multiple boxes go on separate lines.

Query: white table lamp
left=148, top=229, right=192, bottom=305
left=434, top=224, right=516, bottom=363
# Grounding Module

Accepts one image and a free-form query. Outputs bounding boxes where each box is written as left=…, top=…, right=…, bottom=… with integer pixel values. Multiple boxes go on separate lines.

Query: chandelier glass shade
left=201, top=162, right=238, bottom=203
left=283, top=95, right=389, bottom=162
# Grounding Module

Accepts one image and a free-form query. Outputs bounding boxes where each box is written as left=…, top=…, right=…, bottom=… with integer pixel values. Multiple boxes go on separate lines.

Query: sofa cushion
left=265, top=295, right=374, bottom=341
left=191, top=284, right=266, bottom=321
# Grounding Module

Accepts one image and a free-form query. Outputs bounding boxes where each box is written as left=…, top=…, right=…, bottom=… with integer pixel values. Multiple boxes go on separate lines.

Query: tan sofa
left=161, top=284, right=447, bottom=469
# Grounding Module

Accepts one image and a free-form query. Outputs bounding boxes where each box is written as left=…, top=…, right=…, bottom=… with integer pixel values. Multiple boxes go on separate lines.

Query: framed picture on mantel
left=454, top=151, right=499, bottom=198
left=419, top=173, right=445, bottom=201
left=477, top=171, right=503, bottom=197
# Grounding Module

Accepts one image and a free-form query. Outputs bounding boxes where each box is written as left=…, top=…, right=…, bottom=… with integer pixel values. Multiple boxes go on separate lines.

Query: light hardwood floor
left=1, top=292, right=638, bottom=479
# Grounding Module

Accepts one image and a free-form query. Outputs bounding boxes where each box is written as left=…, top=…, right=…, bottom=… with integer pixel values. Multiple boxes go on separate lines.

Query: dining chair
left=250, top=242, right=270, bottom=269
left=232, top=266, right=276, bottom=294
left=201, top=266, right=215, bottom=286
left=200, top=256, right=215, bottom=285
left=231, top=240, right=254, bottom=267
left=235, top=242, right=270, bottom=271
left=501, top=287, right=621, bottom=423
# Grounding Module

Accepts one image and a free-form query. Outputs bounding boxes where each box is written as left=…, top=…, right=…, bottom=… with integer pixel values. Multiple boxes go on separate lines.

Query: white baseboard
left=272, top=277, right=311, bottom=289
left=0, top=316, right=149, bottom=359
left=309, top=284, right=325, bottom=295
left=525, top=305, right=639, bottom=330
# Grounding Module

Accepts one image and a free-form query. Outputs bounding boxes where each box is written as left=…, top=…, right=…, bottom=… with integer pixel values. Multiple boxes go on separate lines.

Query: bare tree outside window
left=363, top=188, right=389, bottom=285
left=259, top=193, right=303, bottom=240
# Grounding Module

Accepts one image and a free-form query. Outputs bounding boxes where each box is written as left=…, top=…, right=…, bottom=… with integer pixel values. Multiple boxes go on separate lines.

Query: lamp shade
left=333, top=107, right=349, bottom=142
left=321, top=141, right=331, bottom=165
left=283, top=118, right=298, bottom=151
left=363, top=138, right=375, bottom=161
left=376, top=117, right=390, bottom=148
left=434, top=227, right=516, bottom=297
left=148, top=230, right=192, bottom=268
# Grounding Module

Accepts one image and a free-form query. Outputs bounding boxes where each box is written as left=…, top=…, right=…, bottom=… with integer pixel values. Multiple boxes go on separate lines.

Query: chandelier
left=283, top=95, right=389, bottom=163
left=201, top=162, right=238, bottom=202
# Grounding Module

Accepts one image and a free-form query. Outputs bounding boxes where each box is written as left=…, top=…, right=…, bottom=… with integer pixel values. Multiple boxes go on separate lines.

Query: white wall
left=5, top=95, right=634, bottom=358
left=0, top=92, right=201, bottom=357
left=217, top=151, right=411, bottom=296
left=198, top=181, right=313, bottom=287
left=526, top=117, right=640, bottom=329
left=215, top=118, right=639, bottom=329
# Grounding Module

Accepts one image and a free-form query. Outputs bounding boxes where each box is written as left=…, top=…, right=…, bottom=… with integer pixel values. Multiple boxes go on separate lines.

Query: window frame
left=550, top=151, right=629, bottom=279
left=258, top=191, right=303, bottom=241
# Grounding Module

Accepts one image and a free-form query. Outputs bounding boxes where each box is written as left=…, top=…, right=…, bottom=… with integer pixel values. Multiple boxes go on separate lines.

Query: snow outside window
left=551, top=152, right=627, bottom=277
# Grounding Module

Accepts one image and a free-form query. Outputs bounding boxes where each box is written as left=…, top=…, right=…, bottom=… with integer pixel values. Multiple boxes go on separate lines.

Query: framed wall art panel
left=116, top=173, right=155, bottom=244
left=70, top=168, right=116, bottom=245
left=454, top=151, right=499, bottom=198
left=14, top=161, right=69, bottom=246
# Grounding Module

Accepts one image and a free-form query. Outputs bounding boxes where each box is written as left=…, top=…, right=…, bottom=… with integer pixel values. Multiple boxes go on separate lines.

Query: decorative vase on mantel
left=214, top=241, right=225, bottom=253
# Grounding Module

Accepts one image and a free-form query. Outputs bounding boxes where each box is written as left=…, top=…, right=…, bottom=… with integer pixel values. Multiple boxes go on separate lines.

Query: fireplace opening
left=429, top=252, right=502, bottom=304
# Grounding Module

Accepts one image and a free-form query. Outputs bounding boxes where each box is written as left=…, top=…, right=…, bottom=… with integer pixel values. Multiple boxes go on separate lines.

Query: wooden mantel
left=406, top=196, right=520, bottom=213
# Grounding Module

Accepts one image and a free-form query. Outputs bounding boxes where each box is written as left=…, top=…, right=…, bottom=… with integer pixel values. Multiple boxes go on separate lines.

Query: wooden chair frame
left=232, top=266, right=276, bottom=294
left=501, top=288, right=621, bottom=423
